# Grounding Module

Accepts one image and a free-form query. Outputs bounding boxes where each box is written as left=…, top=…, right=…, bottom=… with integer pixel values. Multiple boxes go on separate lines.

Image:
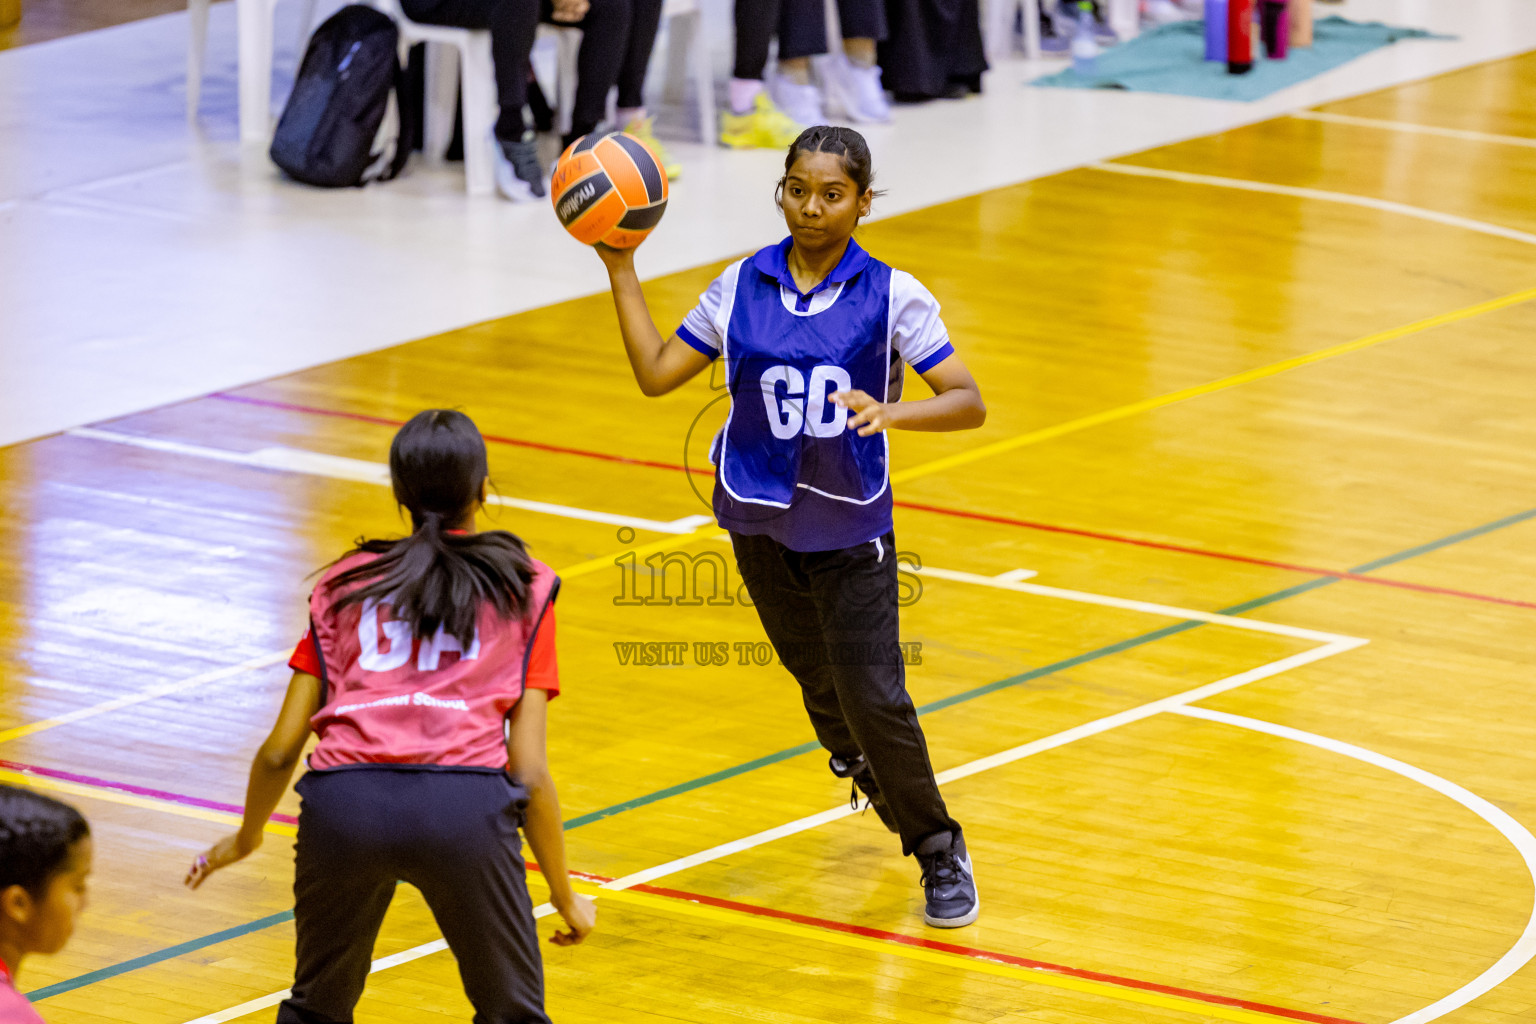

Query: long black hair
left=326, top=410, right=534, bottom=647
left=0, top=786, right=90, bottom=898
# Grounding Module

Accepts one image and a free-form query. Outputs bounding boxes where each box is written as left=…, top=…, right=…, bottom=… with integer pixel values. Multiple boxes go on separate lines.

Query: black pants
left=544, top=0, right=632, bottom=142
left=732, top=531, right=961, bottom=857
left=276, top=768, right=548, bottom=1024
left=398, top=0, right=631, bottom=141
left=733, top=0, right=889, bottom=79
left=878, top=0, right=987, bottom=99
left=615, top=0, right=662, bottom=111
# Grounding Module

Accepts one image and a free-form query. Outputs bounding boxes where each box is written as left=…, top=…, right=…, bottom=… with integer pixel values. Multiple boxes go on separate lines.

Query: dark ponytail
left=0, top=785, right=90, bottom=898
left=327, top=410, right=534, bottom=647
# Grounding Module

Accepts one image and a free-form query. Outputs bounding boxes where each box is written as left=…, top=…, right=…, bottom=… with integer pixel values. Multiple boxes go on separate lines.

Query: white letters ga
left=760, top=364, right=853, bottom=440
left=358, top=598, right=481, bottom=673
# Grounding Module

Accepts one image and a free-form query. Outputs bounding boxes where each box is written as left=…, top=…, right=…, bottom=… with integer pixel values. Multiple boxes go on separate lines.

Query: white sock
left=730, top=78, right=764, bottom=115
left=616, top=106, right=646, bottom=127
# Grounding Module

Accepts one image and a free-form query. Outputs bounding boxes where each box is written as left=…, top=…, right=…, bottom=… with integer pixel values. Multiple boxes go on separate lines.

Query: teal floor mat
left=1031, top=15, right=1451, bottom=101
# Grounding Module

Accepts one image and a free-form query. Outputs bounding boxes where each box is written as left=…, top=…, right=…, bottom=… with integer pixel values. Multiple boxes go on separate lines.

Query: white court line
left=65, top=428, right=713, bottom=535
left=0, top=649, right=293, bottom=744
left=1291, top=111, right=1536, bottom=150
left=1089, top=162, right=1536, bottom=249
left=182, top=644, right=1359, bottom=1024
left=914, top=565, right=1350, bottom=644
left=1174, top=706, right=1536, bottom=1024
left=179, top=571, right=1369, bottom=1023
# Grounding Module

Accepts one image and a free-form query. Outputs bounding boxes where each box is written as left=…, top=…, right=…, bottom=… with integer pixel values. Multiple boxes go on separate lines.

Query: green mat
left=1032, top=15, right=1451, bottom=101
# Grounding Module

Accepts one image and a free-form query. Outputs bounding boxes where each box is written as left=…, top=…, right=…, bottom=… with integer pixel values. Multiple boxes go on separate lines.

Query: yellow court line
left=891, top=283, right=1536, bottom=485
left=5, top=288, right=1530, bottom=755
left=0, top=768, right=296, bottom=837
left=558, top=523, right=725, bottom=581
left=586, top=884, right=1309, bottom=1024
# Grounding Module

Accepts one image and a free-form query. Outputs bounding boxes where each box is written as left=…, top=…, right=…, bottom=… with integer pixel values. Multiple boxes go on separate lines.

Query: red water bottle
left=1228, top=0, right=1256, bottom=73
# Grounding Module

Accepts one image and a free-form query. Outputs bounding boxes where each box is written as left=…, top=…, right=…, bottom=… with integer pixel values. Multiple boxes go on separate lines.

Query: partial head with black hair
left=327, top=409, right=535, bottom=648
left=1, top=785, right=92, bottom=964
left=0, top=786, right=89, bottom=900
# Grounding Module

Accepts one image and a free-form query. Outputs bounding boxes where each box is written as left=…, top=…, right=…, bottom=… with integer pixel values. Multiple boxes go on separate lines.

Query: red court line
left=9, top=761, right=1363, bottom=1024
left=206, top=391, right=1534, bottom=611
left=628, top=882, right=1366, bottom=1024
left=549, top=866, right=1363, bottom=1024
left=894, top=500, right=1536, bottom=610
left=0, top=759, right=299, bottom=826
left=210, top=392, right=713, bottom=477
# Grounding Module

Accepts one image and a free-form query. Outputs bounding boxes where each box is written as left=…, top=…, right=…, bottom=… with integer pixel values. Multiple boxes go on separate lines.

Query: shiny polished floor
left=3, top=7, right=1536, bottom=1024
left=4, top=0, right=1536, bottom=446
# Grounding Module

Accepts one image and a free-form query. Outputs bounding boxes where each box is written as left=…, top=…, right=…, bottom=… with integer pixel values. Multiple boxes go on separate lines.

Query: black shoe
left=493, top=132, right=546, bottom=202
left=915, top=831, right=979, bottom=928
left=829, top=754, right=899, bottom=833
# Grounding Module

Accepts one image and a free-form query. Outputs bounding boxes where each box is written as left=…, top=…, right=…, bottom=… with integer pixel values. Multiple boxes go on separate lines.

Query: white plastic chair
left=984, top=0, right=1043, bottom=61
left=533, top=0, right=716, bottom=145
left=370, top=0, right=499, bottom=195
left=658, top=0, right=717, bottom=146
left=186, top=0, right=318, bottom=142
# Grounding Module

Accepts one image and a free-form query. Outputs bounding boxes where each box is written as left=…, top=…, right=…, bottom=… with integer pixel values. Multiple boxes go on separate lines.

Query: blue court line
left=29, top=505, right=1536, bottom=1002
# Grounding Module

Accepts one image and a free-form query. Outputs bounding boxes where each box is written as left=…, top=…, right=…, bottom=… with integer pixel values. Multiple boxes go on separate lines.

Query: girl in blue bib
left=596, top=126, right=986, bottom=928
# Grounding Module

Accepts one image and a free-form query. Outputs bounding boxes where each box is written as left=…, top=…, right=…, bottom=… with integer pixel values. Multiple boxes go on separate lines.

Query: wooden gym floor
left=4, top=50, right=1536, bottom=1024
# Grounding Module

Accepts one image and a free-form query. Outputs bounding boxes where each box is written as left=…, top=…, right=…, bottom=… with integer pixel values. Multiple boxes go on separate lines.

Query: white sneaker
left=820, top=54, right=891, bottom=125
left=768, top=75, right=827, bottom=128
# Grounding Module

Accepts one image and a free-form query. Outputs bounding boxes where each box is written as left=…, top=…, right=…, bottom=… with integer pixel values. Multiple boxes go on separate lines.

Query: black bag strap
left=379, top=54, right=419, bottom=182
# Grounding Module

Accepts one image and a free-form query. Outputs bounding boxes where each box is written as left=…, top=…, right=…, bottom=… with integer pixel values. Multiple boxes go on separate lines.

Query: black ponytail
left=0, top=786, right=90, bottom=898
left=327, top=410, right=534, bottom=647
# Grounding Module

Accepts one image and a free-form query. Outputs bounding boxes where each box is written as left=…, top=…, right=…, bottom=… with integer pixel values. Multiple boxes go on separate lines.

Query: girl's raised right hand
left=550, top=892, right=597, bottom=946
left=594, top=242, right=636, bottom=273
left=184, top=831, right=261, bottom=890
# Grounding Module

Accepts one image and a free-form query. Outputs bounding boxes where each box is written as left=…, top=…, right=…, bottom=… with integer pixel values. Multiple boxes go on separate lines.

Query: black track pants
left=731, top=530, right=961, bottom=856
left=275, top=768, right=548, bottom=1024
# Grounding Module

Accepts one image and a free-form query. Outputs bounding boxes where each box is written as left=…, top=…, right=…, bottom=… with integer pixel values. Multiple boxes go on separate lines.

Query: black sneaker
left=915, top=831, right=978, bottom=928
left=829, top=754, right=899, bottom=833
left=493, top=131, right=546, bottom=202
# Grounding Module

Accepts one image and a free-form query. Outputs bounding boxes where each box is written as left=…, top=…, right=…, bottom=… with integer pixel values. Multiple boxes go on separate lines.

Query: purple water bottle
left=1204, top=0, right=1228, bottom=61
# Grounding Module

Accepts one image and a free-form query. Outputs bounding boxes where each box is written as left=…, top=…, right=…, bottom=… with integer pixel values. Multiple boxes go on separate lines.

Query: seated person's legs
left=821, top=0, right=891, bottom=123
left=543, top=0, right=633, bottom=149
left=611, top=0, right=680, bottom=179
left=721, top=0, right=812, bottom=149
left=400, top=0, right=545, bottom=200
left=767, top=0, right=828, bottom=126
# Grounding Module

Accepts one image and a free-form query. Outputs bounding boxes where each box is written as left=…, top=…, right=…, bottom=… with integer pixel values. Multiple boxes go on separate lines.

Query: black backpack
left=270, top=5, right=419, bottom=188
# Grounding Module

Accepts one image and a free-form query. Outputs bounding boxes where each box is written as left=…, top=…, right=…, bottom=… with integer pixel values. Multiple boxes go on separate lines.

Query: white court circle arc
left=1171, top=705, right=1536, bottom=1024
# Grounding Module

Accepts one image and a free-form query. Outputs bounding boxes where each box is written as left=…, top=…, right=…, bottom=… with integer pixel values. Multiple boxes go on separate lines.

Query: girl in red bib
left=187, top=409, right=594, bottom=1024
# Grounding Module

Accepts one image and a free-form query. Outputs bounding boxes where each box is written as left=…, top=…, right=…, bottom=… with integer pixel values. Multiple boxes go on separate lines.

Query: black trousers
left=733, top=0, right=889, bottom=79
left=731, top=530, right=961, bottom=857
left=398, top=0, right=631, bottom=141
left=615, top=0, right=662, bottom=110
left=276, top=768, right=548, bottom=1024
left=544, top=0, right=632, bottom=141
left=878, top=0, right=988, bottom=99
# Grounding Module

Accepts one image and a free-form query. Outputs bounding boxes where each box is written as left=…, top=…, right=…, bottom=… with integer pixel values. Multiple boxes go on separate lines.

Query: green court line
left=25, top=910, right=295, bottom=1002
left=30, top=504, right=1535, bottom=1003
